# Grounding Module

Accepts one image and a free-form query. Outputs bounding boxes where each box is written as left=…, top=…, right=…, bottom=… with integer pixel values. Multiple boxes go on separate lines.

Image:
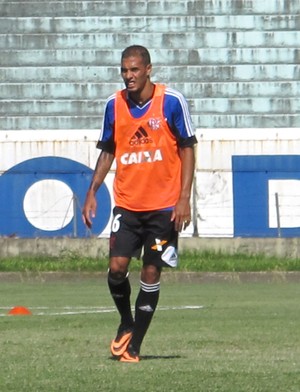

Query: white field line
left=0, top=305, right=204, bottom=317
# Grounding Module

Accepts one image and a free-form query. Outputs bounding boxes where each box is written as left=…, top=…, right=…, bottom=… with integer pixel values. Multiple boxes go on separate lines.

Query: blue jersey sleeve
left=163, top=87, right=197, bottom=147
left=97, top=86, right=197, bottom=151
left=96, top=94, right=115, bottom=152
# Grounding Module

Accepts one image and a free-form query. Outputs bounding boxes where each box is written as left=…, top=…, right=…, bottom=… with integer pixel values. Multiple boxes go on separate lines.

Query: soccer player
left=82, top=45, right=197, bottom=362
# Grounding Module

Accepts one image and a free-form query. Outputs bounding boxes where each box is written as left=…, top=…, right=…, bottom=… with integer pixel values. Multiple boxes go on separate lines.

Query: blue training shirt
left=97, top=85, right=197, bottom=153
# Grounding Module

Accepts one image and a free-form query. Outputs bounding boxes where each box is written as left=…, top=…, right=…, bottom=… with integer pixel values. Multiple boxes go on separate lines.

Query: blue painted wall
left=233, top=155, right=300, bottom=237
left=0, top=157, right=111, bottom=238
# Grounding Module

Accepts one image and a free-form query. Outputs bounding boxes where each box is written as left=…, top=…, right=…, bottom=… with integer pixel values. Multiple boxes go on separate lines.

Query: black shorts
left=109, top=206, right=178, bottom=268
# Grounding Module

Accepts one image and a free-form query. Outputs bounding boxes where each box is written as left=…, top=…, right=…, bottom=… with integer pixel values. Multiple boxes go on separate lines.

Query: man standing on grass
left=82, top=45, right=197, bottom=362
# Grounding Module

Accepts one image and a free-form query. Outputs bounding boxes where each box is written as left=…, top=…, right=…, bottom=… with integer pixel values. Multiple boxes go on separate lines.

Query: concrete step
left=2, top=98, right=299, bottom=116
left=1, top=14, right=299, bottom=34
left=0, top=83, right=122, bottom=100
left=2, top=81, right=299, bottom=100
left=1, top=48, right=298, bottom=67
left=1, top=1, right=299, bottom=17
left=189, top=98, right=300, bottom=114
left=197, top=113, right=300, bottom=127
left=0, top=0, right=299, bottom=132
left=0, top=100, right=104, bottom=116
left=1, top=65, right=298, bottom=83
left=0, top=115, right=101, bottom=130
left=197, top=114, right=300, bottom=128
left=1, top=114, right=299, bottom=130
left=1, top=82, right=124, bottom=100
left=2, top=31, right=300, bottom=49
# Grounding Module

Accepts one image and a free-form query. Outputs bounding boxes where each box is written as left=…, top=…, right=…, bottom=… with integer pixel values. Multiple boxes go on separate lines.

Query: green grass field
left=1, top=250, right=300, bottom=272
left=1, top=274, right=299, bottom=392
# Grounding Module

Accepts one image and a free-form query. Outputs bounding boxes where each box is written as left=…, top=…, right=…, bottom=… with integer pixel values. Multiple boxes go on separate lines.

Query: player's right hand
left=82, top=191, right=97, bottom=229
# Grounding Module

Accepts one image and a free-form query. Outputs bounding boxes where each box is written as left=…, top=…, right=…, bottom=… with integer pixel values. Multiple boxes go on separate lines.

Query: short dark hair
left=121, top=45, right=151, bottom=66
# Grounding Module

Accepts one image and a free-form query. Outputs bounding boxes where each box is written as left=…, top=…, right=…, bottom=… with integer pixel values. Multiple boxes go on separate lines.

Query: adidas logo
left=161, top=246, right=178, bottom=268
left=138, top=305, right=154, bottom=312
left=129, top=126, right=153, bottom=146
left=112, top=293, right=125, bottom=299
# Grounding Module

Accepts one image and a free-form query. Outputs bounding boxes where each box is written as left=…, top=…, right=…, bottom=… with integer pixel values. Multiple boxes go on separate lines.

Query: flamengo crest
left=148, top=118, right=161, bottom=130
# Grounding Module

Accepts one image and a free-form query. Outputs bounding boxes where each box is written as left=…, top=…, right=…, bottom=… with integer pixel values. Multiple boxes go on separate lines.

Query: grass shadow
left=141, top=354, right=182, bottom=360
left=110, top=354, right=182, bottom=361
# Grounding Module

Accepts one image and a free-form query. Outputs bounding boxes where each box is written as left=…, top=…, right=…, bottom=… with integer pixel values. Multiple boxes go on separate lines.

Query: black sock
left=107, top=271, right=134, bottom=331
left=130, top=281, right=160, bottom=353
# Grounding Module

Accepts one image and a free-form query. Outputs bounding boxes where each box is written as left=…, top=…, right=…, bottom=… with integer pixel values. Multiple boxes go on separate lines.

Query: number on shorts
left=111, top=213, right=122, bottom=232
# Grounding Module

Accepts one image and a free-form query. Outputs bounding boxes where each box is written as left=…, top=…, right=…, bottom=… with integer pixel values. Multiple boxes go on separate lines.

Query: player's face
left=121, top=55, right=152, bottom=95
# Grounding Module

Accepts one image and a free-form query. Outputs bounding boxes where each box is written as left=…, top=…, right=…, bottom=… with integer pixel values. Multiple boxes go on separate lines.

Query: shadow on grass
left=110, top=355, right=181, bottom=361
left=142, top=355, right=182, bottom=360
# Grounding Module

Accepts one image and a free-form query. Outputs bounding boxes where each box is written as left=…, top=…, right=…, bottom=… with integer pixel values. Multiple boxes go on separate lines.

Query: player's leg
left=109, top=256, right=133, bottom=330
left=108, top=256, right=134, bottom=357
left=120, top=264, right=161, bottom=362
left=120, top=210, right=178, bottom=362
left=108, top=207, right=142, bottom=358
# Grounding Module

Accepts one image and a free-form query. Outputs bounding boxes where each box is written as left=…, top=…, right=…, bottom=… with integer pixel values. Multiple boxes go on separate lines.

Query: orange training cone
left=8, top=306, right=32, bottom=316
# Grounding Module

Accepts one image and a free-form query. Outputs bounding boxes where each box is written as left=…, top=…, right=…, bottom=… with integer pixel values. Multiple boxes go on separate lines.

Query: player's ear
left=146, top=63, right=152, bottom=77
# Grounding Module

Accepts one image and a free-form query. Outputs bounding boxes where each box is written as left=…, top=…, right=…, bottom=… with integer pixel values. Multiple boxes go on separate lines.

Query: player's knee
left=141, top=265, right=161, bottom=284
left=107, top=269, right=128, bottom=286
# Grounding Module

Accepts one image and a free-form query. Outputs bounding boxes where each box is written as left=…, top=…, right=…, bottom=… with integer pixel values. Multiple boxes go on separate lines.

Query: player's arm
left=82, top=150, right=114, bottom=229
left=171, top=146, right=195, bottom=232
left=82, top=96, right=115, bottom=228
left=165, top=88, right=197, bottom=231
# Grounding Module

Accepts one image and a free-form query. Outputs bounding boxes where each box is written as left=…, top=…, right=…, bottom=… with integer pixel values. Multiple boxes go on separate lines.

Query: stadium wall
left=1, top=0, right=300, bottom=242
left=1, top=0, right=299, bottom=130
left=1, top=129, right=300, bottom=239
left=2, top=237, right=300, bottom=259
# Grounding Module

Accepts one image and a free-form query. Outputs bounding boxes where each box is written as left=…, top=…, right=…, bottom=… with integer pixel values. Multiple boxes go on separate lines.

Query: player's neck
left=129, top=82, right=155, bottom=106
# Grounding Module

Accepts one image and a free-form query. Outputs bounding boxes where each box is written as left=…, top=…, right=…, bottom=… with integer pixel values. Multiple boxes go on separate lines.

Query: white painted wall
left=1, top=129, right=300, bottom=237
